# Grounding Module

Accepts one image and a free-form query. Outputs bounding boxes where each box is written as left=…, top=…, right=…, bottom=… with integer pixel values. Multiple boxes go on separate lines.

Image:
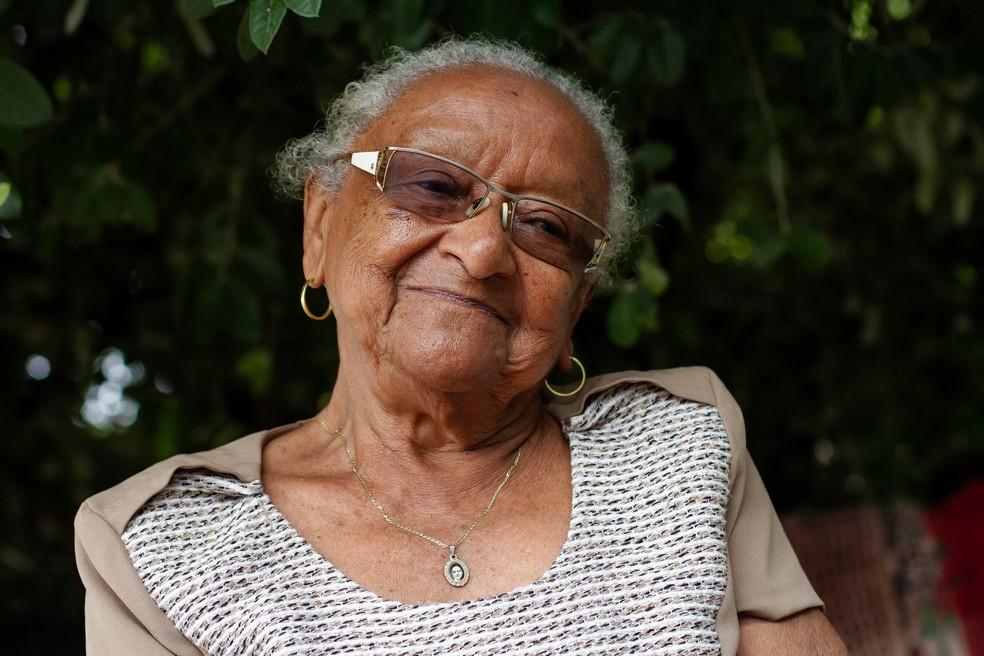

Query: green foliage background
left=1, top=0, right=982, bottom=649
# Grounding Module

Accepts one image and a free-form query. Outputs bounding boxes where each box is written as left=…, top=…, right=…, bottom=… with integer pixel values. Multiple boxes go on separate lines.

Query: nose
left=437, top=195, right=517, bottom=279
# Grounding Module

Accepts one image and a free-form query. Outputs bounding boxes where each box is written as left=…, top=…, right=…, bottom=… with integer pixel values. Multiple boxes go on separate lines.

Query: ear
left=556, top=278, right=599, bottom=373
left=302, top=174, right=333, bottom=286
left=555, top=338, right=576, bottom=375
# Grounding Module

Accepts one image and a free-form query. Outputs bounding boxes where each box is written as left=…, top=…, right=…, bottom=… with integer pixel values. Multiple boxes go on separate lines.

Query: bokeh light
left=80, top=348, right=143, bottom=432
left=25, top=354, right=51, bottom=380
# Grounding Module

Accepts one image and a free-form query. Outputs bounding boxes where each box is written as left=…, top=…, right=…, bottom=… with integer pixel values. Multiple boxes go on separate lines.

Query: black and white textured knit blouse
left=76, top=368, right=824, bottom=656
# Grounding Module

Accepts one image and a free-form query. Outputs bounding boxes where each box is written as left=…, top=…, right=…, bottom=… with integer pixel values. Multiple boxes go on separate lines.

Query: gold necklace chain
left=310, top=417, right=523, bottom=587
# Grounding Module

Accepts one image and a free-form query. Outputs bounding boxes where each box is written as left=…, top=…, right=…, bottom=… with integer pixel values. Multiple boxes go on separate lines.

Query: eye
left=413, top=180, right=457, bottom=196
left=400, top=169, right=469, bottom=200
left=517, top=211, right=570, bottom=240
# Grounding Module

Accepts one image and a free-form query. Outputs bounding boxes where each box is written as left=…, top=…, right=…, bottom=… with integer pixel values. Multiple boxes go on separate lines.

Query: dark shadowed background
left=2, top=0, right=982, bottom=652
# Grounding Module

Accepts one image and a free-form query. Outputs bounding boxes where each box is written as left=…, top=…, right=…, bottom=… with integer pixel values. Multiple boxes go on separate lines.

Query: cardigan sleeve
left=74, top=500, right=203, bottom=656
left=708, top=369, right=824, bottom=619
left=727, top=449, right=824, bottom=617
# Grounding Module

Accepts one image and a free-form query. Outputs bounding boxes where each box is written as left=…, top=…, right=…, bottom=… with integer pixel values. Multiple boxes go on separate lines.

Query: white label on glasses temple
left=351, top=151, right=379, bottom=174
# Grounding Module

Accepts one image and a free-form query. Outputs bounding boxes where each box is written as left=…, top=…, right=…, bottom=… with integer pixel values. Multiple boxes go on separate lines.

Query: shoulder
left=120, top=469, right=266, bottom=588
left=547, top=366, right=748, bottom=484
left=548, top=366, right=746, bottom=445
left=76, top=421, right=302, bottom=541
left=548, top=365, right=735, bottom=410
left=72, top=424, right=304, bottom=654
left=72, top=425, right=295, bottom=656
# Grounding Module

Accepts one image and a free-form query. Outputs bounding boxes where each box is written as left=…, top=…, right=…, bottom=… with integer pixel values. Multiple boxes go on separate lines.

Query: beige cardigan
left=74, top=366, right=823, bottom=655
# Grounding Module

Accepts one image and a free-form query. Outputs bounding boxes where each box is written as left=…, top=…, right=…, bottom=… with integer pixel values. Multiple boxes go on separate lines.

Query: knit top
left=75, top=367, right=824, bottom=656
left=121, top=383, right=730, bottom=655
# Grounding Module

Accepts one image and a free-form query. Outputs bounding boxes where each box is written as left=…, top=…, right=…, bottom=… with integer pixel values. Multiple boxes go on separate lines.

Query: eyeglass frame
left=334, top=146, right=611, bottom=272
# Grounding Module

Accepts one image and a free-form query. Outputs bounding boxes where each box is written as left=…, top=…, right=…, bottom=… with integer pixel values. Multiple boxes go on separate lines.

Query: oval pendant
left=444, top=553, right=470, bottom=587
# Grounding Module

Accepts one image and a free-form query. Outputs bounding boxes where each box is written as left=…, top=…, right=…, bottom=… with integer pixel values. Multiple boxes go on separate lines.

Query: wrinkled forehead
left=352, top=65, right=610, bottom=220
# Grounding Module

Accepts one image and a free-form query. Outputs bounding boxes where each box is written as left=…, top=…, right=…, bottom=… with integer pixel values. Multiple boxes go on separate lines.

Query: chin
left=373, top=291, right=547, bottom=394
left=383, top=327, right=509, bottom=394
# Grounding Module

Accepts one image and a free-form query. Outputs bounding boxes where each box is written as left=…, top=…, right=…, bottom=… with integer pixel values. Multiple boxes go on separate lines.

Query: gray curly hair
left=271, top=36, right=635, bottom=274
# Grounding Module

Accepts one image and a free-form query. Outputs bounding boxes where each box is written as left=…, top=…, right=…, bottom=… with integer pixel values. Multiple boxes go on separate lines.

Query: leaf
left=769, top=27, right=805, bottom=60
left=404, top=22, right=432, bottom=49
left=635, top=142, right=675, bottom=174
left=531, top=0, right=560, bottom=27
left=235, top=349, right=272, bottom=394
left=647, top=24, right=685, bottom=86
left=0, top=178, right=22, bottom=219
left=177, top=0, right=217, bottom=19
left=153, top=405, right=182, bottom=461
left=952, top=177, right=975, bottom=226
left=637, top=259, right=670, bottom=296
left=588, top=15, right=622, bottom=57
left=52, top=75, right=72, bottom=103
left=610, top=37, right=641, bottom=85
left=787, top=225, right=832, bottom=271
left=181, top=13, right=216, bottom=58
left=141, top=41, right=170, bottom=74
left=249, top=0, right=287, bottom=54
left=388, top=0, right=429, bottom=48
left=766, top=145, right=787, bottom=225
left=284, top=0, right=321, bottom=17
left=887, top=0, right=912, bottom=20
left=914, top=171, right=937, bottom=215
left=641, top=183, right=689, bottom=228
left=607, top=286, right=657, bottom=348
left=0, top=59, right=54, bottom=128
left=213, top=0, right=237, bottom=6
left=64, top=0, right=89, bottom=35
left=49, top=165, right=158, bottom=239
left=0, top=126, right=24, bottom=157
left=237, top=6, right=260, bottom=61
left=0, top=183, right=24, bottom=219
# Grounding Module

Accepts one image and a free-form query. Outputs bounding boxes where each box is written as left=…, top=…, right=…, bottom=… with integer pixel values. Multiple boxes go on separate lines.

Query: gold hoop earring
left=544, top=356, right=587, bottom=398
left=300, top=281, right=332, bottom=320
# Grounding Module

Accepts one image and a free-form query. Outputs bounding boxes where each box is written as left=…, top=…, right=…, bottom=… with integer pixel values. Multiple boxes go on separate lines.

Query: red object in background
left=926, top=480, right=984, bottom=656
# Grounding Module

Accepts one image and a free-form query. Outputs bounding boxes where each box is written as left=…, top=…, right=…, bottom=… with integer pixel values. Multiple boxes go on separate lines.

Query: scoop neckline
left=256, top=421, right=582, bottom=609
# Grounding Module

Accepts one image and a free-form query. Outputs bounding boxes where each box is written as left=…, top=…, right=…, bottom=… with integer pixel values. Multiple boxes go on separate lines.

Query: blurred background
left=1, top=0, right=982, bottom=653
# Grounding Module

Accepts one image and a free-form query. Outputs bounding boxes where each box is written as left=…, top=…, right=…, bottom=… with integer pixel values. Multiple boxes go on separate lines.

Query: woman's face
left=303, top=66, right=609, bottom=399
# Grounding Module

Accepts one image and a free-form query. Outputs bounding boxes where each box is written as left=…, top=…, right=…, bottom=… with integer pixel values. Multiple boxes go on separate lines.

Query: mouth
left=404, top=286, right=506, bottom=323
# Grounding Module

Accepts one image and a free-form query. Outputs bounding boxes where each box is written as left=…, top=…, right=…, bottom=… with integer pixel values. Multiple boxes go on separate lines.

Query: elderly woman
left=74, top=38, right=845, bottom=655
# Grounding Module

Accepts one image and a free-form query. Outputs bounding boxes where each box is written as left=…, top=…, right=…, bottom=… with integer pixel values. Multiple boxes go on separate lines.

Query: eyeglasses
left=340, top=147, right=610, bottom=273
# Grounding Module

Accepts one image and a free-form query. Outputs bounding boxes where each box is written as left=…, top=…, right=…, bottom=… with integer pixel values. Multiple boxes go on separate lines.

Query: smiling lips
left=404, top=286, right=506, bottom=322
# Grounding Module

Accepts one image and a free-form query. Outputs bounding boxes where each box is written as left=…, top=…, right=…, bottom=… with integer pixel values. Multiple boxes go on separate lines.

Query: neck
left=314, top=357, right=556, bottom=517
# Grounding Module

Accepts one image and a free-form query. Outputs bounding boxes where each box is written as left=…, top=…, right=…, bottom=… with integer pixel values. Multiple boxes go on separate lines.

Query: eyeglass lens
left=381, top=150, right=601, bottom=271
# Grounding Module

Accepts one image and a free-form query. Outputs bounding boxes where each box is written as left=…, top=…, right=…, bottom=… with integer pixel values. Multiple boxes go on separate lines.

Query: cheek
left=520, top=270, right=580, bottom=332
left=498, top=276, right=581, bottom=383
left=329, top=203, right=428, bottom=281
left=327, top=205, right=445, bottom=324
left=497, top=270, right=580, bottom=369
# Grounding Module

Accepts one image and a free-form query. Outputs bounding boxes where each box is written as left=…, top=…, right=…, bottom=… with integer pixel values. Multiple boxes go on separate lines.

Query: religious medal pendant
left=443, top=545, right=470, bottom=587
